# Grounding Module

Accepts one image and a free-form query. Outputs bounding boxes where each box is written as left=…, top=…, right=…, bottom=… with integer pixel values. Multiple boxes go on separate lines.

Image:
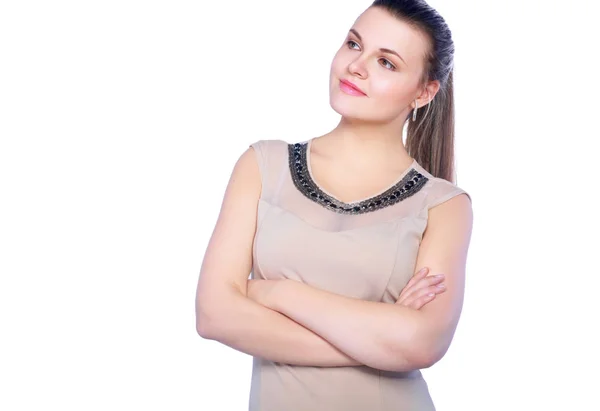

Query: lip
left=339, top=79, right=367, bottom=96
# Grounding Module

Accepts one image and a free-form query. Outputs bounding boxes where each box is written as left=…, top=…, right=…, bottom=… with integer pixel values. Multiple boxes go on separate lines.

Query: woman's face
left=329, top=7, right=436, bottom=124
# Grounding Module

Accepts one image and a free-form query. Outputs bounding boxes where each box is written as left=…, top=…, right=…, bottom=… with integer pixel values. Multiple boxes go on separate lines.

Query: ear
left=413, top=79, right=440, bottom=109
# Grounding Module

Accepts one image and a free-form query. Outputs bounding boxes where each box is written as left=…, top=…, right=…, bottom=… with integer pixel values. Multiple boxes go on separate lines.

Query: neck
left=320, top=117, right=410, bottom=166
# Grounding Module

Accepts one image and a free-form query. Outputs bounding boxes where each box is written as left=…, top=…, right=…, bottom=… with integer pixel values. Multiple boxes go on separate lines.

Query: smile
left=339, top=79, right=367, bottom=96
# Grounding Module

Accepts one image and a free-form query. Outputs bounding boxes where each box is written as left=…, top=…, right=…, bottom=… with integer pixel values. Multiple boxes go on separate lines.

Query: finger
left=399, top=274, right=445, bottom=303
left=397, top=267, right=429, bottom=301
left=409, top=283, right=448, bottom=309
left=410, top=284, right=446, bottom=304
left=409, top=292, right=436, bottom=310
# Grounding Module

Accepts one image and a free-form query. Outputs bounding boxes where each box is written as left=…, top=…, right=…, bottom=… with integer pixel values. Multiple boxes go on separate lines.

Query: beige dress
left=248, top=138, right=470, bottom=411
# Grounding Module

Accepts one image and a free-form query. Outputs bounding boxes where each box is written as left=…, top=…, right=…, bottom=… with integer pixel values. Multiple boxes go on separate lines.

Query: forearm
left=268, top=280, right=427, bottom=372
left=198, top=287, right=362, bottom=367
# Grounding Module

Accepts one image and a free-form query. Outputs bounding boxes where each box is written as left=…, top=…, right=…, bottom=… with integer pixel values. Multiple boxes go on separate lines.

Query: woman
left=196, top=0, right=473, bottom=409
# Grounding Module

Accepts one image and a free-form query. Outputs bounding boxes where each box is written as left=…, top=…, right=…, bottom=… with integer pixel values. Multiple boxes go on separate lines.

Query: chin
left=330, top=91, right=403, bottom=124
left=329, top=97, right=362, bottom=119
left=329, top=96, right=385, bottom=123
left=329, top=89, right=364, bottom=116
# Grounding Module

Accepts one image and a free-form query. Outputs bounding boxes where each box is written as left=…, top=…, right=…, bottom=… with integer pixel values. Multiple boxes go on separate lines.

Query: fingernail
left=436, top=284, right=446, bottom=289
left=435, top=274, right=444, bottom=278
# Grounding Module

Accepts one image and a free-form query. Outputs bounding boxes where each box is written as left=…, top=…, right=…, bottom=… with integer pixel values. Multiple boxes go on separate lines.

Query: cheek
left=371, top=80, right=411, bottom=108
left=329, top=57, right=346, bottom=89
left=330, top=47, right=356, bottom=75
left=329, top=54, right=344, bottom=77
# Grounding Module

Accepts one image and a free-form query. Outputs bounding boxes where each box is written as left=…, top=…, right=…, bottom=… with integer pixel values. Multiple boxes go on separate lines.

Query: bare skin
left=310, top=6, right=440, bottom=203
left=195, top=6, right=471, bottom=371
left=395, top=267, right=446, bottom=309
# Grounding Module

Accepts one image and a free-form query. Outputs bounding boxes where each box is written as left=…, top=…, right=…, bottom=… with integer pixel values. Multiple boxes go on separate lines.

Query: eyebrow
left=349, top=28, right=407, bottom=65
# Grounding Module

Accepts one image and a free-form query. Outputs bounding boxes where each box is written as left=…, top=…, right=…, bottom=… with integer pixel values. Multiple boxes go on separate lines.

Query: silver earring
left=423, top=97, right=432, bottom=120
left=412, top=100, right=418, bottom=122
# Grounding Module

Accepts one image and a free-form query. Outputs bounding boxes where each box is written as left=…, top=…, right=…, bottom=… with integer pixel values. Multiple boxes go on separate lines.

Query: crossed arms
left=195, top=147, right=473, bottom=372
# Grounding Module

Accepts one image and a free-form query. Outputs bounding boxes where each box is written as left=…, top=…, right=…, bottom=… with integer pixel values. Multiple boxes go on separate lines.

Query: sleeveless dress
left=248, top=138, right=471, bottom=411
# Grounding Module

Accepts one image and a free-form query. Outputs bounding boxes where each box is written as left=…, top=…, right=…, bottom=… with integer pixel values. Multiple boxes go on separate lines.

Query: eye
left=346, top=40, right=397, bottom=71
left=380, top=58, right=396, bottom=70
left=346, top=40, right=359, bottom=50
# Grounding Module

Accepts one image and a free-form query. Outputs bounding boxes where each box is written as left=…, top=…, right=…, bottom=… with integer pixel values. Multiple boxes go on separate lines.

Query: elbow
left=196, top=299, right=224, bottom=340
left=196, top=314, right=216, bottom=339
left=195, top=293, right=211, bottom=338
left=196, top=281, right=248, bottom=340
left=196, top=308, right=217, bottom=339
left=410, top=342, right=449, bottom=370
left=384, top=329, right=449, bottom=371
left=383, top=346, right=441, bottom=372
left=382, top=347, right=431, bottom=372
left=197, top=309, right=232, bottom=341
left=196, top=286, right=241, bottom=340
left=411, top=350, right=441, bottom=370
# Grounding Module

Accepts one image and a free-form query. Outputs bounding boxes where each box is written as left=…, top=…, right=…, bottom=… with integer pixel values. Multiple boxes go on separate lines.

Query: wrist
left=268, top=278, right=294, bottom=312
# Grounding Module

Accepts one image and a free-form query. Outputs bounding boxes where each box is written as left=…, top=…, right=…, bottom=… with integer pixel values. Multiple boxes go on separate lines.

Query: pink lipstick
left=339, top=79, right=367, bottom=96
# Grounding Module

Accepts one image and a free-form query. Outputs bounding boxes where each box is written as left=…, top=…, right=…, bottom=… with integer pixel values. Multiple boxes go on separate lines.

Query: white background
left=1, top=1, right=599, bottom=410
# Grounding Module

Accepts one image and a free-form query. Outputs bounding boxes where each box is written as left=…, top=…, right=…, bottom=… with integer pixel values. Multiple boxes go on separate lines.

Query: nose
left=347, top=56, right=368, bottom=79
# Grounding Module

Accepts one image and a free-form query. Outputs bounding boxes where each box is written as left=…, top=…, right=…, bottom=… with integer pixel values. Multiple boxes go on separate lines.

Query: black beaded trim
left=288, top=142, right=428, bottom=215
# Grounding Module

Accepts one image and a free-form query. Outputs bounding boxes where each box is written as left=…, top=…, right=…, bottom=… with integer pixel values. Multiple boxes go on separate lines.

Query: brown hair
left=371, top=0, right=457, bottom=183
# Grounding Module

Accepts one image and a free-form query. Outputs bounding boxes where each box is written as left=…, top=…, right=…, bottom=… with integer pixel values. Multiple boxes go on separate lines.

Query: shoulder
left=410, top=163, right=472, bottom=211
left=408, top=163, right=473, bottom=233
left=249, top=138, right=292, bottom=157
left=425, top=177, right=472, bottom=211
left=245, top=139, right=297, bottom=200
left=222, top=139, right=295, bottom=208
left=248, top=138, right=301, bottom=175
left=420, top=176, right=473, bottom=241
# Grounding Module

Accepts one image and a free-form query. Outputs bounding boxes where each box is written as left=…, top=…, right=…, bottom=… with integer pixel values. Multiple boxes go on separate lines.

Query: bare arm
left=250, top=193, right=473, bottom=372
left=195, top=145, right=361, bottom=367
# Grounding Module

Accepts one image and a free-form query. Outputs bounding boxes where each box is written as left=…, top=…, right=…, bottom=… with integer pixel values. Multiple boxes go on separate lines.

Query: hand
left=246, top=278, right=285, bottom=308
left=395, top=267, right=445, bottom=309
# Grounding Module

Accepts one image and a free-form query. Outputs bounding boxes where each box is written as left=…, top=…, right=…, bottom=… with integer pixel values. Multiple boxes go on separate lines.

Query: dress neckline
left=287, top=139, right=429, bottom=215
left=305, top=138, right=418, bottom=205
